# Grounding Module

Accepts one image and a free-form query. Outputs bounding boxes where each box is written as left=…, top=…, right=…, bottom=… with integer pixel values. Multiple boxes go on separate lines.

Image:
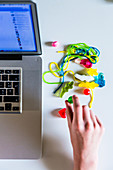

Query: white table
left=0, top=0, right=113, bottom=169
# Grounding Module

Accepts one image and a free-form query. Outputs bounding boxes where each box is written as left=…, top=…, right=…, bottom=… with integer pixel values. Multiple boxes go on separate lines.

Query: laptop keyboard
left=0, top=67, right=22, bottom=113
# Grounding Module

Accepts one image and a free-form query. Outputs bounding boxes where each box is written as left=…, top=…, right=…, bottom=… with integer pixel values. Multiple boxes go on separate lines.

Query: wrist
left=74, top=159, right=97, bottom=170
left=80, top=159, right=97, bottom=170
left=73, top=152, right=98, bottom=170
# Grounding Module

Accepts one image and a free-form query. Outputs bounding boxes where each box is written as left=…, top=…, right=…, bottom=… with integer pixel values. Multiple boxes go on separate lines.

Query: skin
left=65, top=95, right=105, bottom=170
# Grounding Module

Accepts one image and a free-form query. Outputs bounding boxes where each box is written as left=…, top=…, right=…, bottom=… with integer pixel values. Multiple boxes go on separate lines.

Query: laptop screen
left=0, top=4, right=37, bottom=52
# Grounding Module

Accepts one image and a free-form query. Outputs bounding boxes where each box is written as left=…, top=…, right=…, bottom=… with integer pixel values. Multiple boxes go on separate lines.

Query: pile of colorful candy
left=43, top=43, right=105, bottom=118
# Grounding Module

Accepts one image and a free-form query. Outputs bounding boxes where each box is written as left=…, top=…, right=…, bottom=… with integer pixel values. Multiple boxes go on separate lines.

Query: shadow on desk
left=42, top=135, right=73, bottom=170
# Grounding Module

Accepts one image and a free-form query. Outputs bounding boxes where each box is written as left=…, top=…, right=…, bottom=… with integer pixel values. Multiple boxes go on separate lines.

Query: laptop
left=0, top=0, right=42, bottom=159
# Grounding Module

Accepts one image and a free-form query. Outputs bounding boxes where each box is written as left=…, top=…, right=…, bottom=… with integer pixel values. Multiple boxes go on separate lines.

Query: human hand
left=65, top=95, right=105, bottom=170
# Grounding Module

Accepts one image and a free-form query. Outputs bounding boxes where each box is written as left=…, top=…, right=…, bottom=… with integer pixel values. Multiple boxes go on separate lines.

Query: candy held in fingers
left=58, top=108, right=66, bottom=118
left=68, top=96, right=73, bottom=104
left=52, top=41, right=59, bottom=47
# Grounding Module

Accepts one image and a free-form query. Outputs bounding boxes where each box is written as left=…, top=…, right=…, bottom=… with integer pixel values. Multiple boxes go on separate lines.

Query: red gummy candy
left=83, top=88, right=90, bottom=95
left=58, top=108, right=66, bottom=118
left=80, top=59, right=92, bottom=68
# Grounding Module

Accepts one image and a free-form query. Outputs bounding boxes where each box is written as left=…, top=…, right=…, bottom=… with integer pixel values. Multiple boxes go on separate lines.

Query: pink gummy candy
left=80, top=59, right=92, bottom=68
left=52, top=41, right=59, bottom=47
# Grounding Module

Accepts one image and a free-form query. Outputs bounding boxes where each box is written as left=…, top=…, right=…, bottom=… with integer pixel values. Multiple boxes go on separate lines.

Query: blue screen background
left=0, top=4, right=37, bottom=52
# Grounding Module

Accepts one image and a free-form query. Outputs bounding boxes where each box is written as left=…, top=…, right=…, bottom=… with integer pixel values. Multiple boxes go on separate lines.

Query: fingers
left=95, top=115, right=105, bottom=135
left=65, top=100, right=73, bottom=126
left=83, top=105, right=92, bottom=124
left=89, top=110, right=104, bottom=131
left=90, top=110, right=97, bottom=127
left=72, top=95, right=83, bottom=126
left=65, top=95, right=104, bottom=133
left=95, top=115, right=103, bottom=127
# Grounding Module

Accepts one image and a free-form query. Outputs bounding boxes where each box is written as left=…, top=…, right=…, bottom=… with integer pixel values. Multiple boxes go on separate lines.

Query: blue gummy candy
left=98, top=79, right=105, bottom=87
left=98, top=73, right=104, bottom=79
left=94, top=76, right=98, bottom=83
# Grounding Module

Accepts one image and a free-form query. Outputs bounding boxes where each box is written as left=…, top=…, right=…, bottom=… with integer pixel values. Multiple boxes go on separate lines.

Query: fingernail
left=73, top=95, right=76, bottom=98
left=83, top=105, right=88, bottom=110
left=74, top=97, right=80, bottom=106
left=65, top=100, right=68, bottom=104
left=73, top=95, right=78, bottom=99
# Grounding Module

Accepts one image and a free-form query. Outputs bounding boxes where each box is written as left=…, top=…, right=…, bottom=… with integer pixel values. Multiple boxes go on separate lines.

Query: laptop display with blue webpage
left=0, top=2, right=41, bottom=54
left=0, top=4, right=37, bottom=52
left=0, top=1, right=42, bottom=159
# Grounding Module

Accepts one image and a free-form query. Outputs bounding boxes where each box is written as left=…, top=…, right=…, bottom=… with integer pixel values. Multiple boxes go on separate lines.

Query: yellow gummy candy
left=78, top=81, right=99, bottom=89
left=86, top=68, right=98, bottom=76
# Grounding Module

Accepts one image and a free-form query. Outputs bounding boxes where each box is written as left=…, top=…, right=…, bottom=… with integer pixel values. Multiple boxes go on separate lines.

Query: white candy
left=75, top=73, right=94, bottom=82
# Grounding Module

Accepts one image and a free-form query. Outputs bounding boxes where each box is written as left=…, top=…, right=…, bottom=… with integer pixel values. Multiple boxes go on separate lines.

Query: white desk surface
left=0, top=0, right=113, bottom=169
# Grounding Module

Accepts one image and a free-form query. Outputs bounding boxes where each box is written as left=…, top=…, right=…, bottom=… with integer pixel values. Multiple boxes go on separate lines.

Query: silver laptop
left=0, top=0, right=42, bottom=159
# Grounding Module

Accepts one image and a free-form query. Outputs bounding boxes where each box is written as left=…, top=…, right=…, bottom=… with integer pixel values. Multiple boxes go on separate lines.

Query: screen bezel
left=0, top=1, right=42, bottom=55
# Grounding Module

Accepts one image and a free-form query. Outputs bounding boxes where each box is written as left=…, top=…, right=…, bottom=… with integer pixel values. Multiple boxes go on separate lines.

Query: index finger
left=72, top=95, right=83, bottom=126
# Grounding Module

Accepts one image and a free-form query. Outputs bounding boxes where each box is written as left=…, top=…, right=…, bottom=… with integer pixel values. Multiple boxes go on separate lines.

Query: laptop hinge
left=0, top=54, right=22, bottom=60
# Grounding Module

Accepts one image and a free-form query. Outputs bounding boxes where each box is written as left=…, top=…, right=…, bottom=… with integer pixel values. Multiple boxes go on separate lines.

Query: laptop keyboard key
left=5, top=70, right=11, bottom=74
left=4, top=96, right=19, bottom=102
left=0, top=96, right=2, bottom=102
left=15, top=88, right=19, bottom=95
left=13, top=82, right=19, bottom=88
left=0, top=82, right=4, bottom=88
left=6, top=82, right=12, bottom=88
left=13, top=70, right=20, bottom=74
left=9, top=75, right=19, bottom=81
left=13, top=82, right=19, bottom=95
left=0, top=107, right=4, bottom=111
left=0, top=70, right=4, bottom=74
left=13, top=107, right=19, bottom=111
left=2, top=75, right=8, bottom=81
left=7, top=89, right=13, bottom=95
left=5, top=103, right=12, bottom=111
left=0, top=89, right=6, bottom=95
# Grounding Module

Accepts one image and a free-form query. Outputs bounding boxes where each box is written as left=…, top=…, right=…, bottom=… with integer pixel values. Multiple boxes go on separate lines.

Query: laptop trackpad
left=23, top=70, right=41, bottom=111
